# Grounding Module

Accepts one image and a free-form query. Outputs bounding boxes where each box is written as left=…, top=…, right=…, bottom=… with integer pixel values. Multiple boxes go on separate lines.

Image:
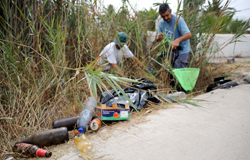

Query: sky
left=100, top=0, right=250, bottom=20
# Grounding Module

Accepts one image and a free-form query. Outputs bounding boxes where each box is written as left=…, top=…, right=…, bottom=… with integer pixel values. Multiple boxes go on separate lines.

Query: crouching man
left=97, top=32, right=143, bottom=76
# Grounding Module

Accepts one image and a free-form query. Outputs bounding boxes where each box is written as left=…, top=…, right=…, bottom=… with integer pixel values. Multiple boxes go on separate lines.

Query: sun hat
left=114, top=32, right=128, bottom=47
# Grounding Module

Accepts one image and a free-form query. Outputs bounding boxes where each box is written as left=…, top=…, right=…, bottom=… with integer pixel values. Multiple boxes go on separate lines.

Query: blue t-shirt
left=158, top=14, right=191, bottom=55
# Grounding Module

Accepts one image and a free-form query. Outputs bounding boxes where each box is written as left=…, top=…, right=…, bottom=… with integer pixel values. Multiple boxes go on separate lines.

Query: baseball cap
left=114, top=32, right=128, bottom=47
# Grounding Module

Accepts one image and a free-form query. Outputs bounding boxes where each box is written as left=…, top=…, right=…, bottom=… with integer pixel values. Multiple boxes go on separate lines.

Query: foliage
left=206, top=0, right=224, bottom=16
left=0, top=0, right=148, bottom=156
left=138, top=8, right=159, bottom=31
left=0, top=0, right=249, bottom=158
left=180, top=0, right=249, bottom=90
left=221, top=19, right=250, bottom=34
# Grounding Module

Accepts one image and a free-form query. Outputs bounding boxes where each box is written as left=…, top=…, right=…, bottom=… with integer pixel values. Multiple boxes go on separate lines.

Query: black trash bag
left=212, top=81, right=238, bottom=90
left=206, top=76, right=238, bottom=92
left=131, top=78, right=157, bottom=91
left=159, top=46, right=183, bottom=67
left=99, top=78, right=160, bottom=111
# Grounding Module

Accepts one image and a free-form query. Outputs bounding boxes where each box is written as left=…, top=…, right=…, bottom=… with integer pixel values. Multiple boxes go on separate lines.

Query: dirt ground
left=8, top=58, right=250, bottom=160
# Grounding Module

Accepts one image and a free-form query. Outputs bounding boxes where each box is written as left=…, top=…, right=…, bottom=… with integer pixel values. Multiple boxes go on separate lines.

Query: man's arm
left=156, top=33, right=164, bottom=42
left=172, top=17, right=192, bottom=50
left=132, top=56, right=143, bottom=67
left=110, top=63, right=124, bottom=77
left=123, top=46, right=143, bottom=68
left=172, top=32, right=191, bottom=50
left=156, top=20, right=164, bottom=42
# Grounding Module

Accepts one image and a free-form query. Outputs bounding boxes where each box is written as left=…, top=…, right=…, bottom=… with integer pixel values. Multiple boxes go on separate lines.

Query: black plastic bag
left=206, top=76, right=238, bottom=92
left=159, top=46, right=183, bottom=67
left=99, top=78, right=159, bottom=111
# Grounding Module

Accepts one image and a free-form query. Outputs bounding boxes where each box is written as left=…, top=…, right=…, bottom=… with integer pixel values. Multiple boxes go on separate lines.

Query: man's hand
left=111, top=63, right=124, bottom=77
left=132, top=56, right=143, bottom=68
left=172, top=39, right=180, bottom=50
left=156, top=33, right=164, bottom=42
left=172, top=32, right=192, bottom=50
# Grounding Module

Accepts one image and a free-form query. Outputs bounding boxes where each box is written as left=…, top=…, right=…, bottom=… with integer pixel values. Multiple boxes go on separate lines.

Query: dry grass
left=9, top=58, right=246, bottom=159
left=238, top=64, right=250, bottom=72
left=1, top=0, right=249, bottom=159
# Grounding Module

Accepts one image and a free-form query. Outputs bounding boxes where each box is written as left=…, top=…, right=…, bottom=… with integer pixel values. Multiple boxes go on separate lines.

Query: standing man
left=97, top=32, right=143, bottom=76
left=156, top=3, right=191, bottom=68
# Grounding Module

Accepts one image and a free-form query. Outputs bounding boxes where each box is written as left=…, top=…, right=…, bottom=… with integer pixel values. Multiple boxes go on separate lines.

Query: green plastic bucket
left=173, top=68, right=200, bottom=91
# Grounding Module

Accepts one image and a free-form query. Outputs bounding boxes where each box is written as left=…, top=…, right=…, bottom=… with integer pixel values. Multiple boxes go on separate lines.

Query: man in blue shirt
left=156, top=3, right=192, bottom=68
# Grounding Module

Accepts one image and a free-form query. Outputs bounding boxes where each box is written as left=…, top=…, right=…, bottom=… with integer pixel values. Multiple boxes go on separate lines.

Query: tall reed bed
left=0, top=0, right=248, bottom=157
left=0, top=1, right=154, bottom=155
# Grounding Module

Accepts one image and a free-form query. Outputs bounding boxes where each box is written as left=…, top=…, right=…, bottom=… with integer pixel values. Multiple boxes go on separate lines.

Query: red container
left=13, top=143, right=52, bottom=157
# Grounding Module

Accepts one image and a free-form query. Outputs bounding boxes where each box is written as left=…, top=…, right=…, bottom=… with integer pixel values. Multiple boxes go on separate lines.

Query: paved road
left=58, top=84, right=250, bottom=160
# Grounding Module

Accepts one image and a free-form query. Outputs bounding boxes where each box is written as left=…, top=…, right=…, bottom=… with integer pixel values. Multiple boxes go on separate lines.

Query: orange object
left=89, top=118, right=102, bottom=131
left=113, top=112, right=120, bottom=118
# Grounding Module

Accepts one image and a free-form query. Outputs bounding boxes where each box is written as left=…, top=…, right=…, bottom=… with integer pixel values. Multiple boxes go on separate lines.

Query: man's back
left=98, top=42, right=134, bottom=70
